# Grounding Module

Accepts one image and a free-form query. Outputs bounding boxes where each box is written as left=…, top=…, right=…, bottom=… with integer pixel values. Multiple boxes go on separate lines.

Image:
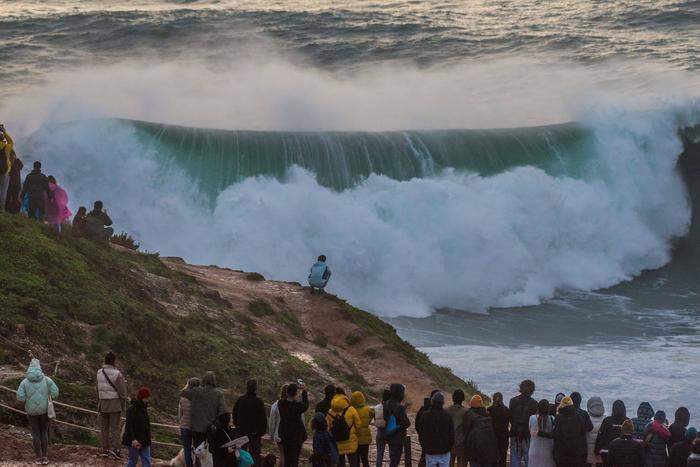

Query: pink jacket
left=45, top=183, right=72, bottom=225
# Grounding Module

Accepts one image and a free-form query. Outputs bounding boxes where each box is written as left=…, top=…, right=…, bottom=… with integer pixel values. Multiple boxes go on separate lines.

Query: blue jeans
left=509, top=438, right=530, bottom=467
left=426, top=452, right=451, bottom=467
left=126, top=445, right=152, bottom=467
left=180, top=428, right=193, bottom=467
left=388, top=440, right=403, bottom=467
left=376, top=428, right=386, bottom=467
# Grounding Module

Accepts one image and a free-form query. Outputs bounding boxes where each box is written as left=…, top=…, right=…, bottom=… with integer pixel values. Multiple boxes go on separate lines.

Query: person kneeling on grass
left=308, top=255, right=332, bottom=294
left=123, top=387, right=152, bottom=467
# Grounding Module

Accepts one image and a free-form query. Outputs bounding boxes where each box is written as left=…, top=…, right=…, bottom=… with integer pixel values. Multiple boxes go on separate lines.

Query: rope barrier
left=0, top=384, right=179, bottom=430
left=0, top=402, right=181, bottom=448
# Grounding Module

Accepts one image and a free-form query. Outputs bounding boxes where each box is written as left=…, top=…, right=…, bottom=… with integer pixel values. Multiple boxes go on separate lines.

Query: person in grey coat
left=181, top=371, right=227, bottom=450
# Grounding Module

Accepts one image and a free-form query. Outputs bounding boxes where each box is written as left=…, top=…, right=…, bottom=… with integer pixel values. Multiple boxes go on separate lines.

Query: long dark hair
left=538, top=399, right=551, bottom=431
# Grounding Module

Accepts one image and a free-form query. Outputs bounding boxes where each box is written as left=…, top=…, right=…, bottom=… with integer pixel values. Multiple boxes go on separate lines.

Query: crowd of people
left=10, top=353, right=699, bottom=467
left=0, top=124, right=114, bottom=239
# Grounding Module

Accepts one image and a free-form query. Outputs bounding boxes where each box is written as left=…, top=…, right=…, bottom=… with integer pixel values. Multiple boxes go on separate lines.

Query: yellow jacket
left=326, top=394, right=362, bottom=455
left=0, top=131, right=13, bottom=175
left=351, top=391, right=374, bottom=445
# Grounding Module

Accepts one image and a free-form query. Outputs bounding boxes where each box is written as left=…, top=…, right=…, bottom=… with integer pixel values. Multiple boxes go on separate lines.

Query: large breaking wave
left=23, top=111, right=694, bottom=316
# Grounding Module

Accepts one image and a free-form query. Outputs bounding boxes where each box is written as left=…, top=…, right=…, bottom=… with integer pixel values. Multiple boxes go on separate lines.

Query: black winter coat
left=20, top=169, right=49, bottom=201
left=463, top=407, right=499, bottom=463
left=607, top=435, right=645, bottom=467
left=669, top=422, right=688, bottom=446
left=415, top=399, right=431, bottom=447
left=487, top=403, right=510, bottom=444
left=210, top=420, right=239, bottom=467
left=315, top=397, right=334, bottom=415
left=232, top=391, right=268, bottom=438
left=595, top=400, right=627, bottom=454
left=508, top=394, right=538, bottom=439
left=122, top=400, right=151, bottom=447
left=278, top=391, right=309, bottom=445
left=554, top=405, right=587, bottom=464
left=417, top=406, right=454, bottom=455
left=668, top=440, right=692, bottom=467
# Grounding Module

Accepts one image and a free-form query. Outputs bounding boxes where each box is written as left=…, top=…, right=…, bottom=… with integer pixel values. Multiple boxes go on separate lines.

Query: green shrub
left=248, top=299, right=274, bottom=317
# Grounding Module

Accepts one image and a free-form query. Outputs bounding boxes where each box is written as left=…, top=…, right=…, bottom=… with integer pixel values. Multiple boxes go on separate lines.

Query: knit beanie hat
left=621, top=419, right=634, bottom=435
left=686, top=427, right=698, bottom=442
left=654, top=410, right=666, bottom=422
left=470, top=395, right=484, bottom=408
left=136, top=387, right=151, bottom=400
left=559, top=396, right=574, bottom=408
left=431, top=392, right=445, bottom=407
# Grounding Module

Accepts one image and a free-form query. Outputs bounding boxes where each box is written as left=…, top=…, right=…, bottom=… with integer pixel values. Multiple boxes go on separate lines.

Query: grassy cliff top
left=0, top=213, right=478, bottom=439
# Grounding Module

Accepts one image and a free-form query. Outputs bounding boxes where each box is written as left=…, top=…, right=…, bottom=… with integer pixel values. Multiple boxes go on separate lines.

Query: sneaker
left=110, top=449, right=122, bottom=460
left=41, top=458, right=49, bottom=465
left=101, top=450, right=110, bottom=458
left=34, top=461, right=42, bottom=465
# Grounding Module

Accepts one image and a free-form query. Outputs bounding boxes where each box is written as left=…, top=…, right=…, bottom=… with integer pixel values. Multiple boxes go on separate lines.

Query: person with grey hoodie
left=631, top=402, right=654, bottom=441
left=586, top=397, right=605, bottom=467
left=16, top=358, right=59, bottom=465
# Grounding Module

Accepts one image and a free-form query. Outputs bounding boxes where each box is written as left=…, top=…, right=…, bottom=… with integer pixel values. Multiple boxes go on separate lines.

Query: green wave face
left=129, top=119, right=596, bottom=196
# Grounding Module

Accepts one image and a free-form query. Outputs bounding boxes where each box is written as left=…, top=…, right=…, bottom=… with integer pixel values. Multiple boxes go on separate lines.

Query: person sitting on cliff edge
left=308, top=255, right=332, bottom=294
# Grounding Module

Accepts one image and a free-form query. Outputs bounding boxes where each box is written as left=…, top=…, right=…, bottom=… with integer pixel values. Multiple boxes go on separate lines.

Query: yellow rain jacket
left=351, top=391, right=374, bottom=446
left=0, top=131, right=14, bottom=175
left=326, top=394, right=362, bottom=455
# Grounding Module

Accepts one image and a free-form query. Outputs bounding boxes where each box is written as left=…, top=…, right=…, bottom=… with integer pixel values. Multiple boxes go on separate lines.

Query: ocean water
left=1, top=1, right=699, bottom=421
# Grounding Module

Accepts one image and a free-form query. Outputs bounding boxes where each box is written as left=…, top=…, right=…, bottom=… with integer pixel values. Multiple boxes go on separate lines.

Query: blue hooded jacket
left=16, top=359, right=59, bottom=416
left=308, top=261, right=331, bottom=288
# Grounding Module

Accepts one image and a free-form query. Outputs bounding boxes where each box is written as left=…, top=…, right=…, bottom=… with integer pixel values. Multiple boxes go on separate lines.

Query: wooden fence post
left=404, top=435, right=412, bottom=467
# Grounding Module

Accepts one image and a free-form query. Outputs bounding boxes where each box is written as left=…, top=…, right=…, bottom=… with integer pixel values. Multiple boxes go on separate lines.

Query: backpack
left=385, top=414, right=398, bottom=436
left=467, top=414, right=498, bottom=461
left=330, top=408, right=351, bottom=442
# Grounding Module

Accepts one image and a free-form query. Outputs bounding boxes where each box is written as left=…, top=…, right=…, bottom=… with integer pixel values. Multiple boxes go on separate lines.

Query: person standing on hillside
left=16, top=358, right=59, bottom=466
left=631, top=402, right=654, bottom=441
left=312, top=412, right=340, bottom=467
left=607, top=419, right=645, bottom=467
left=668, top=426, right=697, bottom=467
left=418, top=392, right=454, bottom=467
left=327, top=393, right=362, bottom=467
left=20, top=161, right=50, bottom=222
left=553, top=396, right=587, bottom=467
left=123, top=387, right=152, bottom=467
left=445, top=389, right=467, bottom=467
left=508, top=379, right=538, bottom=467
left=384, top=383, right=411, bottom=467
left=269, top=384, right=288, bottom=467
left=232, top=379, right=268, bottom=466
left=44, top=175, right=72, bottom=233
left=417, top=390, right=441, bottom=467
left=595, top=399, right=627, bottom=466
left=644, top=410, right=672, bottom=467
left=463, top=395, right=499, bottom=467
left=181, top=371, right=228, bottom=450
left=0, top=124, right=14, bottom=212
left=179, top=377, right=200, bottom=467
left=351, top=391, right=374, bottom=467
left=669, top=407, right=691, bottom=445
left=97, top=351, right=127, bottom=460
left=528, top=399, right=555, bottom=467
left=571, top=392, right=594, bottom=466
left=374, top=389, right=391, bottom=467
left=488, top=392, right=510, bottom=467
left=586, top=396, right=605, bottom=467
left=278, top=382, right=309, bottom=467
left=308, top=255, right=332, bottom=294
left=5, top=151, right=23, bottom=214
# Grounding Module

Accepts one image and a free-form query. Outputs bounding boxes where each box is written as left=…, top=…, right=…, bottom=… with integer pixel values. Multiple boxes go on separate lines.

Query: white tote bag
left=45, top=380, right=56, bottom=420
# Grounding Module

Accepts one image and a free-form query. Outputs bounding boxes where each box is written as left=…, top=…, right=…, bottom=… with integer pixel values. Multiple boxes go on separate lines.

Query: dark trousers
left=388, top=441, right=404, bottom=467
left=376, top=429, right=386, bottom=467
left=358, top=444, right=370, bottom=467
left=28, top=196, right=45, bottom=222
left=282, top=441, right=303, bottom=467
left=246, top=436, right=262, bottom=466
left=27, top=414, right=49, bottom=459
left=496, top=437, right=508, bottom=467
left=339, top=452, right=360, bottom=467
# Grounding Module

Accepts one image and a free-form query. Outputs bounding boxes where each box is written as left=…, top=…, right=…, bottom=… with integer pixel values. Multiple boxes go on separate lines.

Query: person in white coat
left=269, top=384, right=288, bottom=467
left=528, top=399, right=556, bottom=467
left=586, top=397, right=605, bottom=467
